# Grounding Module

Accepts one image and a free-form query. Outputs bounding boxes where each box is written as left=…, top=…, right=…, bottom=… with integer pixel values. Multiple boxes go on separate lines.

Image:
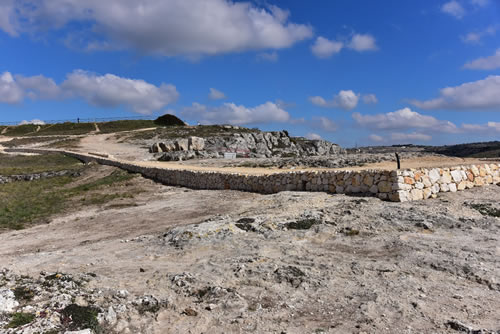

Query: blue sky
left=0, top=0, right=499, bottom=147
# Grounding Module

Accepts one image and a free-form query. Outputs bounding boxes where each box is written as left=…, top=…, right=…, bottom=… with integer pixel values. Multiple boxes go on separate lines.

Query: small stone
left=183, top=307, right=198, bottom=316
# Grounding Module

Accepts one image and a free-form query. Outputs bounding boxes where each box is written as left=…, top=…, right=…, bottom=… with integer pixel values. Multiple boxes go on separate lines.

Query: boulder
left=188, top=136, right=205, bottom=151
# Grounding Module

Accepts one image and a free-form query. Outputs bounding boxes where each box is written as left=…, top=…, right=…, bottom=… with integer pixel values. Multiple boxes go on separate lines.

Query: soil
left=1, top=132, right=499, bottom=333
left=0, top=169, right=499, bottom=333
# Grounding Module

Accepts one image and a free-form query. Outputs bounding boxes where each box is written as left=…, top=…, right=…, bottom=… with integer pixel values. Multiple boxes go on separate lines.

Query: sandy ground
left=0, top=170, right=498, bottom=333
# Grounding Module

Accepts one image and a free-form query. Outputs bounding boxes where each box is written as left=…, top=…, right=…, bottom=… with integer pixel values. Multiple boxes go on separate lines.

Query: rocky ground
left=0, top=170, right=499, bottom=333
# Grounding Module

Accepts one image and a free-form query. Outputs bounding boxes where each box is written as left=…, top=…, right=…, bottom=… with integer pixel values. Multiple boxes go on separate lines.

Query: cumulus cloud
left=256, top=51, right=279, bottom=62
left=347, top=34, right=378, bottom=51
left=306, top=133, right=322, bottom=140
left=61, top=71, right=179, bottom=114
left=309, top=90, right=360, bottom=110
left=410, top=75, right=500, bottom=110
left=311, top=37, right=343, bottom=59
left=181, top=101, right=290, bottom=125
left=208, top=88, right=226, bottom=100
left=362, top=94, right=378, bottom=105
left=352, top=107, right=458, bottom=133
left=463, top=49, right=500, bottom=70
left=19, top=119, right=45, bottom=125
left=441, top=0, right=466, bottom=19
left=15, top=74, right=62, bottom=99
left=0, top=70, right=179, bottom=114
left=0, top=72, right=24, bottom=104
left=0, top=0, right=313, bottom=57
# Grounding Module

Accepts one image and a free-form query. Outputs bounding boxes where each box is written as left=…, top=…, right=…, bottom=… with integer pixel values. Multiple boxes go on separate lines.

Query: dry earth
left=0, top=133, right=499, bottom=333
left=0, top=168, right=499, bottom=333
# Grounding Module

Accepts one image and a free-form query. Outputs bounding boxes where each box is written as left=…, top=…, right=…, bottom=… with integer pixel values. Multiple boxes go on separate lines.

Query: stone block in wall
left=429, top=169, right=440, bottom=183
left=449, top=183, right=457, bottom=192
left=457, top=181, right=467, bottom=190
left=440, top=171, right=452, bottom=184
left=378, top=181, right=392, bottom=193
left=450, top=170, right=462, bottom=183
left=410, top=189, right=423, bottom=201
left=423, top=188, right=432, bottom=199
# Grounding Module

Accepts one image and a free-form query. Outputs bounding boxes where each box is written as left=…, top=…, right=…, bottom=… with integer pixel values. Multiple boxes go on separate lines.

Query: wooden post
left=395, top=152, right=401, bottom=169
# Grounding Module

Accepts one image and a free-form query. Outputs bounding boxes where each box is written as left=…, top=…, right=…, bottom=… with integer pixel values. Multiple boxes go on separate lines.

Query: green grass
left=6, top=312, right=35, bottom=328
left=61, top=304, right=101, bottom=333
left=34, top=122, right=95, bottom=136
left=0, top=168, right=136, bottom=230
left=469, top=203, right=500, bottom=217
left=2, top=124, right=42, bottom=136
left=98, top=120, right=156, bottom=133
left=0, top=153, right=83, bottom=176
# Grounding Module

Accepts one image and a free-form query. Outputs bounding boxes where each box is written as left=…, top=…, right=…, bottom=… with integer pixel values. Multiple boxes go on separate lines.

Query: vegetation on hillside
left=0, top=155, right=138, bottom=230
left=0, top=153, right=83, bottom=176
left=154, top=114, right=186, bottom=127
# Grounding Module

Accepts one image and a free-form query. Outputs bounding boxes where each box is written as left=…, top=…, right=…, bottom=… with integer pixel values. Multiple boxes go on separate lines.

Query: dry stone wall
left=6, top=148, right=499, bottom=202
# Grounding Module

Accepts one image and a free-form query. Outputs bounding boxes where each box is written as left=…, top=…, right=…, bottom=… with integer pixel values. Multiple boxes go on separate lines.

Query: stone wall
left=6, top=148, right=499, bottom=202
left=391, top=164, right=500, bottom=202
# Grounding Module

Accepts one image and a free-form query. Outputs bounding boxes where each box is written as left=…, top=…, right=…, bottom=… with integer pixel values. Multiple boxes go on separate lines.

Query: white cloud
left=305, top=133, right=322, bottom=140
left=1, top=0, right=313, bottom=57
left=362, top=94, right=378, bottom=105
left=410, top=75, right=500, bottom=110
left=347, top=34, right=378, bottom=51
left=181, top=101, right=290, bottom=125
left=61, top=70, right=179, bottom=114
left=0, top=70, right=179, bottom=114
left=311, top=37, right=343, bottom=59
left=16, top=74, right=61, bottom=99
left=208, top=88, right=226, bottom=100
left=257, top=51, right=279, bottom=62
left=19, top=119, right=45, bottom=125
left=352, top=107, right=458, bottom=133
left=391, top=132, right=432, bottom=142
left=463, top=49, right=500, bottom=70
left=461, top=25, right=497, bottom=44
left=0, top=72, right=24, bottom=104
left=368, top=134, right=384, bottom=143
left=442, top=1, right=466, bottom=19
left=462, top=121, right=500, bottom=133
left=310, top=90, right=360, bottom=110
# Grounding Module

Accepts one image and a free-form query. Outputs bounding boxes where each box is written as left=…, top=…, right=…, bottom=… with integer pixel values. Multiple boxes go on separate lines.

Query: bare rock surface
left=0, top=176, right=499, bottom=333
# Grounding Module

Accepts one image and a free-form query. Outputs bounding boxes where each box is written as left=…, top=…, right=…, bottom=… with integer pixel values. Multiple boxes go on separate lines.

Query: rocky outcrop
left=150, top=130, right=342, bottom=161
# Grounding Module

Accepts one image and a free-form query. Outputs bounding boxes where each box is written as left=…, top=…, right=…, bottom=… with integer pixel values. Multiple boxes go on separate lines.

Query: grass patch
left=2, top=124, right=42, bottom=136
left=61, top=304, right=101, bottom=333
left=13, top=286, right=35, bottom=301
left=0, top=153, right=83, bottom=176
left=35, top=122, right=95, bottom=136
left=0, top=176, right=72, bottom=229
left=7, top=312, right=35, bottom=328
left=0, top=166, right=137, bottom=230
left=98, top=120, right=156, bottom=133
